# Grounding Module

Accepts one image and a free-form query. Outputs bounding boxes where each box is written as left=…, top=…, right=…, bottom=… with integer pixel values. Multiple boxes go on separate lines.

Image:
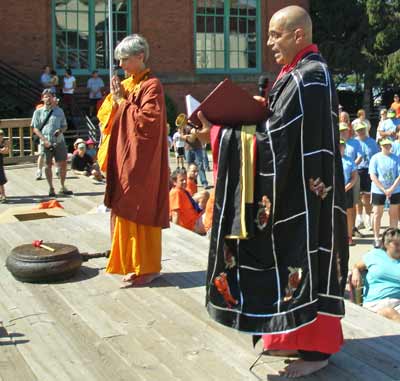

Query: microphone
left=258, top=75, right=269, bottom=98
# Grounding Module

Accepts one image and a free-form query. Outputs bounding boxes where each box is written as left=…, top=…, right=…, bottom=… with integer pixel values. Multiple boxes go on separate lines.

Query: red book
left=188, top=79, right=269, bottom=127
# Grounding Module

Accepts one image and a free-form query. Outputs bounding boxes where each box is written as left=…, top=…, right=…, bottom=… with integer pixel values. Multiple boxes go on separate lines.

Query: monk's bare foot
left=265, top=350, right=299, bottom=358
left=122, top=273, right=137, bottom=282
left=279, top=359, right=328, bottom=378
left=120, top=273, right=161, bottom=288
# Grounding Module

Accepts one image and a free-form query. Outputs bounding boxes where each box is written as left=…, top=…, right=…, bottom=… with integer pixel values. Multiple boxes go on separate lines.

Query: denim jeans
left=203, top=147, right=210, bottom=170
left=187, top=148, right=208, bottom=187
left=185, top=149, right=196, bottom=165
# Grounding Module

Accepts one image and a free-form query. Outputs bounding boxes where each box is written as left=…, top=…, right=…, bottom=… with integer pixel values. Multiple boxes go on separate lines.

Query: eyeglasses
left=267, top=30, right=295, bottom=42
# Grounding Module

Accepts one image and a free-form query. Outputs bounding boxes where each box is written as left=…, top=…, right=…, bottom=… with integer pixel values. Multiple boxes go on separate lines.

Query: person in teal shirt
left=340, top=140, right=358, bottom=245
left=369, top=138, right=400, bottom=248
left=351, top=228, right=400, bottom=323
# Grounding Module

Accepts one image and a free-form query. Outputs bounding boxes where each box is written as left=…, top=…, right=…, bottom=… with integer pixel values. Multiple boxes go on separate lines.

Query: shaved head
left=272, top=6, right=312, bottom=42
left=268, top=6, right=313, bottom=65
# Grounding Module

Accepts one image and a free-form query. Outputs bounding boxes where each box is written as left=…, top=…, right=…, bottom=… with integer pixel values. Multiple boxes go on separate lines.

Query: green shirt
left=31, top=106, right=67, bottom=144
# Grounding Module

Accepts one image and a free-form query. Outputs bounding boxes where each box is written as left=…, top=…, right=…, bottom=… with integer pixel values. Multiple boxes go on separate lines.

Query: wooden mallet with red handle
left=32, top=240, right=55, bottom=252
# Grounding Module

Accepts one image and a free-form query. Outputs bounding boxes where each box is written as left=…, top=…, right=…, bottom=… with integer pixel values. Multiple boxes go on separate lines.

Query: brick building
left=0, top=0, right=308, bottom=114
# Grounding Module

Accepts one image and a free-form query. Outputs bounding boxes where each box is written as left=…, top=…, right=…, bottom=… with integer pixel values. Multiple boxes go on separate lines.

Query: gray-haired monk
left=195, top=6, right=348, bottom=378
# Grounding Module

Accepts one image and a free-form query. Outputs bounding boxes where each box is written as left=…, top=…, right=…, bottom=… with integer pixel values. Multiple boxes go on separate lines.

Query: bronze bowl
left=6, top=243, right=83, bottom=283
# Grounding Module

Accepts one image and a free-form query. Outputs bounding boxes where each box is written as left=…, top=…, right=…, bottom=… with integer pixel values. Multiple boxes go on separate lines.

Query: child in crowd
left=72, top=138, right=85, bottom=155
left=71, top=143, right=102, bottom=181
left=169, top=168, right=206, bottom=235
left=354, top=122, right=379, bottom=231
left=193, top=190, right=210, bottom=235
left=340, top=140, right=358, bottom=246
left=202, top=189, right=215, bottom=235
left=172, top=127, right=185, bottom=169
left=186, top=163, right=198, bottom=195
left=85, top=138, right=97, bottom=159
left=0, top=130, right=9, bottom=202
left=369, top=139, right=400, bottom=248
left=193, top=190, right=210, bottom=211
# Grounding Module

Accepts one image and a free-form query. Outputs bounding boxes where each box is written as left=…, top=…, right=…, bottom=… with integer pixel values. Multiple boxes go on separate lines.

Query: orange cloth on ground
left=35, top=200, right=64, bottom=209
left=97, top=69, right=150, bottom=172
left=186, top=178, right=198, bottom=196
left=391, top=101, right=400, bottom=118
left=106, top=215, right=162, bottom=275
left=262, top=314, right=343, bottom=354
left=169, top=187, right=200, bottom=231
left=203, top=189, right=215, bottom=232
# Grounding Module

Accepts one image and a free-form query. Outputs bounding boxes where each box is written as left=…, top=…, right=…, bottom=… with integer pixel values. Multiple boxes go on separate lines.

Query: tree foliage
left=310, top=0, right=400, bottom=92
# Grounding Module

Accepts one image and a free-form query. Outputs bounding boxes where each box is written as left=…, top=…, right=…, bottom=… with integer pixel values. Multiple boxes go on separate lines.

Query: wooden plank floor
left=0, top=212, right=399, bottom=381
left=0, top=165, right=399, bottom=380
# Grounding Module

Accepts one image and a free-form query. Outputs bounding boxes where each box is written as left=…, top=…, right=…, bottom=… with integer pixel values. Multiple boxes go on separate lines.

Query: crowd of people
left=1, top=8, right=399, bottom=377
left=340, top=94, right=400, bottom=248
left=40, top=65, right=105, bottom=119
left=339, top=96, right=400, bottom=325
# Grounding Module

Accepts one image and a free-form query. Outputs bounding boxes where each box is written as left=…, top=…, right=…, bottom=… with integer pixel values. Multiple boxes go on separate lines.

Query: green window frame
left=194, top=0, right=261, bottom=74
left=52, top=0, right=132, bottom=75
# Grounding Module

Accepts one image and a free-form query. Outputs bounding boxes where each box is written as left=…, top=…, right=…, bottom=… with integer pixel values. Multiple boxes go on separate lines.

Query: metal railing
left=0, top=119, right=34, bottom=160
left=0, top=118, right=100, bottom=165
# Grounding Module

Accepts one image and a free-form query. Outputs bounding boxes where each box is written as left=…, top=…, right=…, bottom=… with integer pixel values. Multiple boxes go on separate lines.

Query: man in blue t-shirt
left=355, top=122, right=380, bottom=232
left=351, top=228, right=400, bottom=323
left=340, top=140, right=358, bottom=246
left=369, top=138, right=400, bottom=247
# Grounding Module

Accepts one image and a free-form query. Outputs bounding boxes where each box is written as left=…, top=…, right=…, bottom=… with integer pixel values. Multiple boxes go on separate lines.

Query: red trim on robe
left=210, top=125, right=222, bottom=183
left=263, top=314, right=343, bottom=354
left=275, top=44, right=319, bottom=84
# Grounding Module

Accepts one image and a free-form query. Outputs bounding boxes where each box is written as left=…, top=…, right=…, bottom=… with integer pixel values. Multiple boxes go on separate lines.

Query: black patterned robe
left=206, top=52, right=349, bottom=334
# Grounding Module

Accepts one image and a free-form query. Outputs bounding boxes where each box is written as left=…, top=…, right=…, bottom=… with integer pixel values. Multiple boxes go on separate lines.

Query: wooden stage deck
left=0, top=165, right=399, bottom=380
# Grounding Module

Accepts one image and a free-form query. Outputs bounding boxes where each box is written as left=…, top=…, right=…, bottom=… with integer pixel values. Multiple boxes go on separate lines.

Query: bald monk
left=194, top=6, right=348, bottom=378
left=100, top=34, right=169, bottom=287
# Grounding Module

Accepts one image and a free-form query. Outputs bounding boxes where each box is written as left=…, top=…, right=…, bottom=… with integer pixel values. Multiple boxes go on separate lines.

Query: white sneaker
left=355, top=215, right=364, bottom=229
left=374, top=239, right=381, bottom=248
left=36, top=169, right=42, bottom=180
left=364, top=218, right=372, bottom=231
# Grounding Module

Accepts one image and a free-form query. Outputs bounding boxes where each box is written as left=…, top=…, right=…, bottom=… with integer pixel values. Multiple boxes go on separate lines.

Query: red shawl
left=104, top=76, right=170, bottom=228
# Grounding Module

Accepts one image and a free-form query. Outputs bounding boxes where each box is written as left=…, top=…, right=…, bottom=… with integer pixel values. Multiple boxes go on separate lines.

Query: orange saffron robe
left=186, top=178, right=198, bottom=196
left=203, top=189, right=215, bottom=233
left=102, top=71, right=170, bottom=276
left=169, top=187, right=200, bottom=231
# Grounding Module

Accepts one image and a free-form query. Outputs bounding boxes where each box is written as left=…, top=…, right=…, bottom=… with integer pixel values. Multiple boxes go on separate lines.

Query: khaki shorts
left=44, top=142, right=68, bottom=164
left=363, top=298, right=400, bottom=312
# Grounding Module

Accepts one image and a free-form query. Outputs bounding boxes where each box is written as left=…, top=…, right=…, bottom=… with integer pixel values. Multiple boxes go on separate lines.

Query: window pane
left=79, top=50, right=89, bottom=69
left=195, top=0, right=259, bottom=71
left=215, top=51, right=224, bottom=68
left=248, top=51, right=256, bottom=68
left=54, top=0, right=89, bottom=70
left=230, top=52, right=238, bottom=68
left=56, top=49, right=67, bottom=67
left=53, top=0, right=130, bottom=71
left=195, top=0, right=224, bottom=70
left=228, top=0, right=259, bottom=70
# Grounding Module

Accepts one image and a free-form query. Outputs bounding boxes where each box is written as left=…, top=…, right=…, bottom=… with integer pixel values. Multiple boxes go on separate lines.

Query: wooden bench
left=0, top=213, right=399, bottom=380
